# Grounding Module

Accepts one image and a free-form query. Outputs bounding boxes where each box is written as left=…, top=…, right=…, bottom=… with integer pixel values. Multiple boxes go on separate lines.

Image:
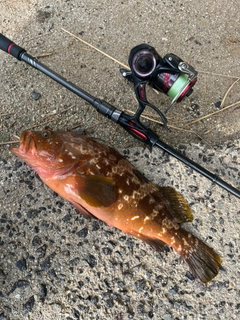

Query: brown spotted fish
left=11, top=130, right=221, bottom=282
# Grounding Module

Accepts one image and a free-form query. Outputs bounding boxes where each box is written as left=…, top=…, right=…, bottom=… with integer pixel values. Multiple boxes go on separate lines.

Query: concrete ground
left=0, top=0, right=240, bottom=319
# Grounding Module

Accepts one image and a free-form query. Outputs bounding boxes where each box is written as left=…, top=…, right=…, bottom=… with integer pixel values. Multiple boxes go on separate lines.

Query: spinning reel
left=120, top=44, right=198, bottom=128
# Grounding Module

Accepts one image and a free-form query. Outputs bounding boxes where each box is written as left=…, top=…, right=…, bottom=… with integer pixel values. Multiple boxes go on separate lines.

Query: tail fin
left=182, top=235, right=221, bottom=283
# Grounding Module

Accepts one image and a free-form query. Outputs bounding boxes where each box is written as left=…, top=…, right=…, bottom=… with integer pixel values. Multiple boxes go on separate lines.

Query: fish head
left=11, top=130, right=71, bottom=177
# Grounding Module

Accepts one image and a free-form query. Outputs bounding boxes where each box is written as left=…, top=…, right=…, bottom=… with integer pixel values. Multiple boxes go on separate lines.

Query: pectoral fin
left=79, top=175, right=118, bottom=207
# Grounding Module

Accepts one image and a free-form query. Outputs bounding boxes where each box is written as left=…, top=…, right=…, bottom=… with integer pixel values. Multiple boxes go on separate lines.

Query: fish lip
left=11, top=131, right=36, bottom=155
left=10, top=132, right=24, bottom=155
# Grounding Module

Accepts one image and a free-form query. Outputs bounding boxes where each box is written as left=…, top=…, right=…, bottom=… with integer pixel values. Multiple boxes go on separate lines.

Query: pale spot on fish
left=89, top=158, right=97, bottom=164
left=170, top=236, right=176, bottom=245
left=112, top=167, right=117, bottom=173
left=177, top=245, right=182, bottom=252
left=182, top=238, right=189, bottom=246
left=96, top=164, right=101, bottom=169
left=86, top=169, right=95, bottom=175
left=162, top=227, right=166, bottom=234
left=58, top=159, right=63, bottom=163
left=131, top=215, right=139, bottom=220
left=133, top=201, right=138, bottom=207
left=102, top=159, right=109, bottom=165
left=132, top=190, right=140, bottom=199
left=124, top=195, right=129, bottom=202
left=118, top=203, right=123, bottom=210
left=149, top=197, right=155, bottom=204
left=126, top=178, right=130, bottom=185
left=150, top=209, right=158, bottom=219
left=72, top=156, right=76, bottom=159
left=158, top=228, right=166, bottom=237
left=143, top=216, right=151, bottom=224
left=138, top=227, right=143, bottom=233
left=68, top=152, right=73, bottom=156
left=64, top=184, right=74, bottom=195
left=118, top=189, right=123, bottom=194
left=162, top=217, right=179, bottom=230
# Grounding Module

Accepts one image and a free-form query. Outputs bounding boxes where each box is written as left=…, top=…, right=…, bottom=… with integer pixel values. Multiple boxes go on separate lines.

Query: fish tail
left=175, top=230, right=221, bottom=283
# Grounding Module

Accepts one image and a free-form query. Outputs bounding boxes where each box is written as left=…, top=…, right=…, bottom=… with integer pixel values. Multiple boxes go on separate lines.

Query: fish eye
left=41, top=130, right=52, bottom=139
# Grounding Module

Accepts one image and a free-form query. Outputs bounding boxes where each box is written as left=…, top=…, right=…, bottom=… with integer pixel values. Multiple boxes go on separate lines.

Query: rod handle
left=0, top=33, right=25, bottom=60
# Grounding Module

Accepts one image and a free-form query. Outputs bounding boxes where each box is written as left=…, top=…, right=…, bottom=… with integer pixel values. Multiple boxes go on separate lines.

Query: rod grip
left=0, top=33, right=26, bottom=60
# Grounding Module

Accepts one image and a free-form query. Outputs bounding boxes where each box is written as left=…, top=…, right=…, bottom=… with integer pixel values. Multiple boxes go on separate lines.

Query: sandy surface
left=0, top=1, right=240, bottom=319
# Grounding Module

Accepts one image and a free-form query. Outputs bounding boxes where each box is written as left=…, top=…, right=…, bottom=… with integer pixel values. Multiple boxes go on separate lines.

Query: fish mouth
left=11, top=131, right=37, bottom=155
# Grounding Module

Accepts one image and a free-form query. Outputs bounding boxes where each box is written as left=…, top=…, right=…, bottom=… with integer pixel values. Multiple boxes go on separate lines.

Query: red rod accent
left=129, top=122, right=147, bottom=140
left=7, top=43, right=14, bottom=54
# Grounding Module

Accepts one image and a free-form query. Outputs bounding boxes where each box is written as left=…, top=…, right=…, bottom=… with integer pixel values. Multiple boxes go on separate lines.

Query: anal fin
left=128, top=230, right=170, bottom=253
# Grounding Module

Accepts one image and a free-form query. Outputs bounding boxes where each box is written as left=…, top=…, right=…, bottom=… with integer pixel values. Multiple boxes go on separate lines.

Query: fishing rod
left=0, top=33, right=239, bottom=199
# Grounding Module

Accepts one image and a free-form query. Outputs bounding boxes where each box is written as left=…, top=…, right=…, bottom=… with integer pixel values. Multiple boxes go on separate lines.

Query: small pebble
left=36, top=244, right=47, bottom=258
left=86, top=254, right=97, bottom=268
left=69, top=257, right=80, bottom=266
left=134, top=279, right=146, bottom=291
left=39, top=283, right=47, bottom=300
left=8, top=280, right=30, bottom=295
left=32, top=235, right=42, bottom=247
left=91, top=221, right=100, bottom=231
left=0, top=313, right=7, bottom=320
left=76, top=227, right=88, bottom=238
left=215, top=101, right=221, bottom=108
left=31, top=91, right=41, bottom=100
left=40, top=253, right=56, bottom=270
left=23, top=295, right=35, bottom=313
left=16, top=258, right=27, bottom=271
left=72, top=308, right=80, bottom=319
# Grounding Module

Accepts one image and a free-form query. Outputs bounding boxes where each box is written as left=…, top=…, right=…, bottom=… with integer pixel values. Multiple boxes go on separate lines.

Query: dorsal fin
left=158, top=186, right=193, bottom=223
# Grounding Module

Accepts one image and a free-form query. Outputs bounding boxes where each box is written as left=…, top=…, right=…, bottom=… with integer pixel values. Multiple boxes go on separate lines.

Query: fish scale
left=11, top=130, right=221, bottom=283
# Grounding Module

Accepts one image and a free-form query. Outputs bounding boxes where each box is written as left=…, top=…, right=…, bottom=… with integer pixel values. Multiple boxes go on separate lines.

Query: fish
left=11, top=130, right=221, bottom=283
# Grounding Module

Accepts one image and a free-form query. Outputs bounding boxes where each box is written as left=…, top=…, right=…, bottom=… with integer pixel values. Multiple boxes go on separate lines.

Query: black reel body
left=120, top=43, right=198, bottom=115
